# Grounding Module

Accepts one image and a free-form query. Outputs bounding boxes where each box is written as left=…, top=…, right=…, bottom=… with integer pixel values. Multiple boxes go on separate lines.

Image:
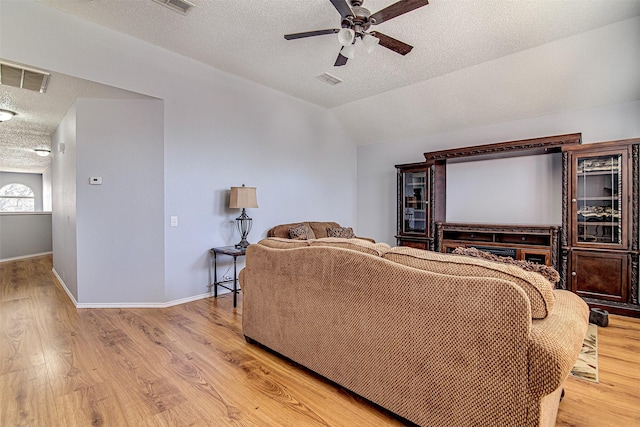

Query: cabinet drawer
left=496, top=234, right=550, bottom=246
left=570, top=250, right=629, bottom=302
left=442, top=231, right=493, bottom=242
left=399, top=240, right=429, bottom=250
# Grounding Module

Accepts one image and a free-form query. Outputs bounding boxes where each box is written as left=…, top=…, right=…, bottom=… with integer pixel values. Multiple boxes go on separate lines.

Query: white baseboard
left=52, top=267, right=79, bottom=306
left=50, top=269, right=216, bottom=308
left=0, top=251, right=52, bottom=263
left=75, top=292, right=215, bottom=309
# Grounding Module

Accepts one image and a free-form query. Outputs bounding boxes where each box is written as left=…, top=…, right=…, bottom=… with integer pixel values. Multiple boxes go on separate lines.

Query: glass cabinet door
left=401, top=170, right=429, bottom=234
left=574, top=151, right=626, bottom=247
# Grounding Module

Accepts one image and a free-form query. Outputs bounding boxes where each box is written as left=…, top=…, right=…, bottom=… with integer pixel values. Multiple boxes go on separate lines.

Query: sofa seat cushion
left=383, top=247, right=555, bottom=319
left=310, top=238, right=391, bottom=256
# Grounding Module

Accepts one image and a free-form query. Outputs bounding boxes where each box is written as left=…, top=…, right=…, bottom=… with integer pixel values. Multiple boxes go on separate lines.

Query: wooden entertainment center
left=396, top=133, right=640, bottom=317
left=437, top=223, right=560, bottom=269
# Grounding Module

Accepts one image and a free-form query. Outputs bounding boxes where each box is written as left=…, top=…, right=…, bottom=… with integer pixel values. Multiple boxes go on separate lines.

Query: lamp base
left=235, top=209, right=252, bottom=249
left=235, top=239, right=250, bottom=249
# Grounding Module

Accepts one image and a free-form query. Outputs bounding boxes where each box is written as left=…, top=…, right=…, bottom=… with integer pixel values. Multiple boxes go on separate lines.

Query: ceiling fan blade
left=284, top=29, right=339, bottom=40
left=370, top=31, right=413, bottom=55
left=329, top=0, right=353, bottom=18
left=370, top=0, right=429, bottom=24
left=334, top=50, right=348, bottom=66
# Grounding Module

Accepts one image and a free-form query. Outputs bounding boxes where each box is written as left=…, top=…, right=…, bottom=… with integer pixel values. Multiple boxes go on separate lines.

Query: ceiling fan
left=284, top=0, right=429, bottom=66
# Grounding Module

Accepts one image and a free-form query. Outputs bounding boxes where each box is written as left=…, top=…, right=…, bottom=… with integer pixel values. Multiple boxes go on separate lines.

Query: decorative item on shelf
left=229, top=184, right=258, bottom=249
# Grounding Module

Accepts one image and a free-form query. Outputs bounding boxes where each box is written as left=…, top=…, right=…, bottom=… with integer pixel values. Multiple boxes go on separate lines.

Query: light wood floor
left=1, top=255, right=639, bottom=426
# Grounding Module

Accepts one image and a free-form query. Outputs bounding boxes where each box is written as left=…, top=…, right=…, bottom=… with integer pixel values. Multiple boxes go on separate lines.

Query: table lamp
left=229, top=184, right=258, bottom=248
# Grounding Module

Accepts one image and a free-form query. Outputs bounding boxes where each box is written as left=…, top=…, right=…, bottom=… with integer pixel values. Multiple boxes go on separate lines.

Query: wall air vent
left=0, top=61, right=50, bottom=93
left=151, top=0, right=195, bottom=14
left=316, top=72, right=343, bottom=86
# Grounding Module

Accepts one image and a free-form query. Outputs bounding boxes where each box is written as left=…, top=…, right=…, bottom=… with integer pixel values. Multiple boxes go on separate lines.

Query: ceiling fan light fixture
left=342, top=44, right=356, bottom=59
left=362, top=33, right=379, bottom=54
left=337, top=28, right=355, bottom=46
left=0, top=109, right=16, bottom=122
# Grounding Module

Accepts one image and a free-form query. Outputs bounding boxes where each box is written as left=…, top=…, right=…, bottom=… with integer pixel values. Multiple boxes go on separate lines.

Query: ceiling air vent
left=0, top=61, right=50, bottom=93
left=151, top=0, right=195, bottom=14
left=316, top=72, right=343, bottom=86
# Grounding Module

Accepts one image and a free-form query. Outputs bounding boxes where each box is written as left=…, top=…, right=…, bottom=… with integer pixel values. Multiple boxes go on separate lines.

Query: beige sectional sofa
left=239, top=237, right=589, bottom=427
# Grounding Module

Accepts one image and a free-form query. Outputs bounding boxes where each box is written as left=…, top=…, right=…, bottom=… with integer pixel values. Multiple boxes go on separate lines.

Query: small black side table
left=209, top=246, right=247, bottom=308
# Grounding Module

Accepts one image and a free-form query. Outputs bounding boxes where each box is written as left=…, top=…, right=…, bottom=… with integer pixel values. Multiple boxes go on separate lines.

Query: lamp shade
left=229, top=185, right=258, bottom=209
left=0, top=109, right=16, bottom=122
left=337, top=28, right=355, bottom=46
left=362, top=33, right=379, bottom=54
left=342, top=44, right=356, bottom=59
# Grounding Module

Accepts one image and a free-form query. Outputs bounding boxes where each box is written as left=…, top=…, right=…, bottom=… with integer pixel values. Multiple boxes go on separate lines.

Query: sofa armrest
left=528, top=290, right=589, bottom=398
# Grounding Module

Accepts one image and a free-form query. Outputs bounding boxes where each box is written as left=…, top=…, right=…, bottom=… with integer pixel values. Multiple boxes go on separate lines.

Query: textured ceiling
left=2, top=0, right=640, bottom=173
left=0, top=66, right=152, bottom=173
left=36, top=0, right=640, bottom=108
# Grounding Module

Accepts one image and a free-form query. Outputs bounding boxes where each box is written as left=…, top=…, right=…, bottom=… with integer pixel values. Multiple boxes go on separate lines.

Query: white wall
left=0, top=213, right=52, bottom=260
left=357, top=101, right=640, bottom=245
left=42, top=166, right=52, bottom=211
left=1, top=0, right=356, bottom=305
left=75, top=99, right=165, bottom=304
left=51, top=104, right=78, bottom=300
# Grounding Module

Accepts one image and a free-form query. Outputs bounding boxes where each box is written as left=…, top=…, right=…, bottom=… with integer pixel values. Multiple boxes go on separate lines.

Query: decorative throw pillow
left=326, top=227, right=356, bottom=239
left=452, top=246, right=560, bottom=284
left=289, top=224, right=315, bottom=240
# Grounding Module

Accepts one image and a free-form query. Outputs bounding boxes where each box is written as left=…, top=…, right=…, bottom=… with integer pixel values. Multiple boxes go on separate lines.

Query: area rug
left=570, top=323, right=598, bottom=383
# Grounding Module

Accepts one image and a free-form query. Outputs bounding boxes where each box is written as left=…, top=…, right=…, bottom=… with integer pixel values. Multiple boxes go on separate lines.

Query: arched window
left=0, top=183, right=35, bottom=212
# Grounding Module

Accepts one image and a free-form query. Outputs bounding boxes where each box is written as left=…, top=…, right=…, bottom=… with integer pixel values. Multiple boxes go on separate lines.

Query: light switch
left=89, top=177, right=103, bottom=185
left=170, top=216, right=178, bottom=227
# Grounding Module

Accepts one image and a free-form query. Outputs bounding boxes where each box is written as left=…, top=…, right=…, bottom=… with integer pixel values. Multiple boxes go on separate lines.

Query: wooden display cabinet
left=395, top=161, right=445, bottom=250
left=563, top=139, right=639, bottom=317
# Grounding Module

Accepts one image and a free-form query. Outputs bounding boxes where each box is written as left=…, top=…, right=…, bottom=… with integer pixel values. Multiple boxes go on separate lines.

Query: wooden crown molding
left=424, top=133, right=582, bottom=163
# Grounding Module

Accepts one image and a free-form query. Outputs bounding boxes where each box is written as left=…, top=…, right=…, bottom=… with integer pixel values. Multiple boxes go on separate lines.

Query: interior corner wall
left=357, top=101, right=640, bottom=245
left=51, top=104, right=78, bottom=300
left=1, top=0, right=356, bottom=304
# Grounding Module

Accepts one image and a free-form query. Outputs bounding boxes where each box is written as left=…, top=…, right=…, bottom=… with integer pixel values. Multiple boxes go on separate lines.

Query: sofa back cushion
left=267, top=221, right=342, bottom=239
left=267, top=222, right=316, bottom=239
left=383, top=247, right=555, bottom=319
left=258, top=238, right=310, bottom=249
left=308, top=222, right=341, bottom=239
left=310, top=237, right=391, bottom=256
